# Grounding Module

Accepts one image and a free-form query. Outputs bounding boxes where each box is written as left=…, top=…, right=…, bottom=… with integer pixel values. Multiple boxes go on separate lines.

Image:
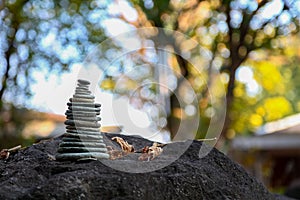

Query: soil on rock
left=0, top=134, right=289, bottom=199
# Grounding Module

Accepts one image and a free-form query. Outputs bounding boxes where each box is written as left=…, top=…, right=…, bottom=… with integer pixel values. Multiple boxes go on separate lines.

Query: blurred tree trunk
left=167, top=55, right=189, bottom=139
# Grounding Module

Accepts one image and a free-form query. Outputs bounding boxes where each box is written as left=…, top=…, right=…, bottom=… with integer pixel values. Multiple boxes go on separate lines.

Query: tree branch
left=240, top=0, right=269, bottom=45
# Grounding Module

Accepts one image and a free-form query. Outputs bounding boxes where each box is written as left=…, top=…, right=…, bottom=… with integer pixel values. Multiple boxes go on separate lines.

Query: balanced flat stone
left=58, top=147, right=108, bottom=153
left=67, top=102, right=101, bottom=107
left=76, top=85, right=89, bottom=89
left=69, top=98, right=94, bottom=103
left=67, top=110, right=100, bottom=115
left=66, top=116, right=101, bottom=122
left=68, top=106, right=100, bottom=112
left=66, top=131, right=101, bottom=136
left=65, top=126, right=100, bottom=132
left=78, top=79, right=90, bottom=85
left=77, top=83, right=89, bottom=87
left=64, top=119, right=101, bottom=128
left=66, top=130, right=101, bottom=135
left=75, top=127, right=101, bottom=132
left=67, top=130, right=103, bottom=135
left=73, top=94, right=95, bottom=99
left=56, top=152, right=110, bottom=160
left=75, top=88, right=92, bottom=95
left=65, top=112, right=97, bottom=119
left=67, top=109, right=100, bottom=114
left=59, top=142, right=106, bottom=148
left=75, top=87, right=89, bottom=91
left=76, top=92, right=90, bottom=95
left=65, top=110, right=99, bottom=117
left=63, top=133, right=103, bottom=140
left=56, top=79, right=109, bottom=161
left=59, top=142, right=107, bottom=147
left=62, top=137, right=103, bottom=142
left=66, top=110, right=100, bottom=115
left=77, top=83, right=89, bottom=88
left=75, top=88, right=91, bottom=92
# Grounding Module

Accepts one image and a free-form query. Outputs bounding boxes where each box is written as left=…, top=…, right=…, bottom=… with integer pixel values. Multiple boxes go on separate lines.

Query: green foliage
left=135, top=0, right=171, bottom=27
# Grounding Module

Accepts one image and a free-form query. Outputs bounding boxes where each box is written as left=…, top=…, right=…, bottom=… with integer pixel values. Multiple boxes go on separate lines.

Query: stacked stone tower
left=56, top=79, right=109, bottom=161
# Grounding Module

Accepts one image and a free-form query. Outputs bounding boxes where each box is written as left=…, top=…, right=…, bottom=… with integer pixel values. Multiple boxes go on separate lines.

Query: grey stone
left=66, top=115, right=98, bottom=121
left=68, top=106, right=100, bottom=112
left=59, top=141, right=106, bottom=147
left=65, top=110, right=99, bottom=117
left=68, top=111, right=100, bottom=116
left=77, top=83, right=89, bottom=87
left=1, top=134, right=280, bottom=199
left=76, top=86, right=89, bottom=89
left=57, top=147, right=108, bottom=153
left=74, top=91, right=91, bottom=95
left=77, top=84, right=89, bottom=87
left=64, top=119, right=101, bottom=128
left=67, top=129, right=102, bottom=135
left=65, top=126, right=100, bottom=132
left=73, top=94, right=95, bottom=99
left=66, top=116, right=101, bottom=122
left=78, top=79, right=90, bottom=85
left=69, top=98, right=94, bottom=103
left=62, top=137, right=103, bottom=142
left=75, top=87, right=89, bottom=92
left=55, top=152, right=110, bottom=160
left=63, top=133, right=103, bottom=140
left=67, top=102, right=101, bottom=108
left=67, top=110, right=100, bottom=115
left=75, top=88, right=90, bottom=92
left=65, top=114, right=98, bottom=119
left=56, top=79, right=109, bottom=161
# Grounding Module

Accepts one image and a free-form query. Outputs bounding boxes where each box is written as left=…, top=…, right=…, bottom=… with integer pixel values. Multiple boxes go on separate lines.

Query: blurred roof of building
left=22, top=112, right=65, bottom=139
left=231, top=134, right=300, bottom=152
left=255, top=113, right=300, bottom=136
left=231, top=113, right=300, bottom=152
left=100, top=125, right=123, bottom=134
left=23, top=111, right=124, bottom=139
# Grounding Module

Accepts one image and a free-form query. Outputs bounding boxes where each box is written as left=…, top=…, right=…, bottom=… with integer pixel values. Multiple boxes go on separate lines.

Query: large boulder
left=0, top=134, right=289, bottom=199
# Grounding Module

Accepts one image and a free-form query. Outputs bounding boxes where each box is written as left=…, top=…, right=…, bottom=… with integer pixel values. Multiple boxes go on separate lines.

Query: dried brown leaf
left=107, top=145, right=130, bottom=160
left=138, top=142, right=163, bottom=161
left=0, top=150, right=9, bottom=159
left=111, top=137, right=134, bottom=153
left=0, top=145, right=21, bottom=160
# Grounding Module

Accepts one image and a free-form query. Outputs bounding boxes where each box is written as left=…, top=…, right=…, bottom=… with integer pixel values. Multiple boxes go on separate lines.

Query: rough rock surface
left=0, top=134, right=291, bottom=200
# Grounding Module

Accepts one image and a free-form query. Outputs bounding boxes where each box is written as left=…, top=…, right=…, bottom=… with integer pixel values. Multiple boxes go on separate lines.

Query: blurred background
left=1, top=0, right=300, bottom=195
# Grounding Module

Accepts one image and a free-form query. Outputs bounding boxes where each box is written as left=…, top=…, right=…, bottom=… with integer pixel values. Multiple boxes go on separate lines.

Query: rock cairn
left=56, top=79, right=110, bottom=161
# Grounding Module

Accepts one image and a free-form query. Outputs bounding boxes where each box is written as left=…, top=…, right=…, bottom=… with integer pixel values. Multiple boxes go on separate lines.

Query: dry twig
left=0, top=145, right=21, bottom=160
left=196, top=137, right=217, bottom=142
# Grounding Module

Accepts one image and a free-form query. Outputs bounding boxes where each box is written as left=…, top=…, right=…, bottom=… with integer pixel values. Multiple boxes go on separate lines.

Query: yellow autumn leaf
left=253, top=61, right=285, bottom=94
left=249, top=114, right=263, bottom=127
left=263, top=97, right=292, bottom=121
left=100, top=78, right=116, bottom=90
